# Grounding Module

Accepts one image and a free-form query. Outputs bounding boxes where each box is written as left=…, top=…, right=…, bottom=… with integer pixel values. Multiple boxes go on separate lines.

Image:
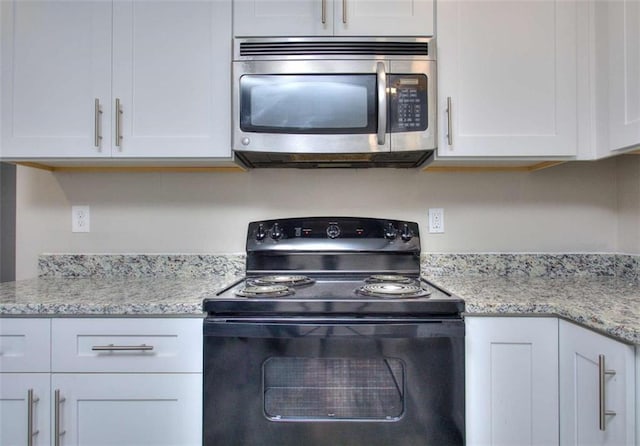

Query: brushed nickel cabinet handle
left=94, top=98, right=103, bottom=150
left=91, top=344, right=154, bottom=352
left=27, top=389, right=40, bottom=446
left=115, top=98, right=123, bottom=150
left=54, top=389, right=66, bottom=446
left=321, top=0, right=326, bottom=24
left=376, top=62, right=387, bottom=146
left=342, top=0, right=347, bottom=23
left=598, top=354, right=617, bottom=431
left=446, top=97, right=453, bottom=146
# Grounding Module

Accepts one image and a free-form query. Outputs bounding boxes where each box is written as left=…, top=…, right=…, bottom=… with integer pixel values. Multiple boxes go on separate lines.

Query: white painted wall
left=15, top=158, right=622, bottom=279
left=617, top=155, right=640, bottom=253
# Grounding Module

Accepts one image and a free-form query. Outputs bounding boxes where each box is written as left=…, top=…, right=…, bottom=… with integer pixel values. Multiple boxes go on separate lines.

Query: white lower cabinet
left=0, top=373, right=51, bottom=446
left=51, top=373, right=201, bottom=446
left=50, top=317, right=203, bottom=446
left=636, top=347, right=639, bottom=446
left=0, top=317, right=203, bottom=446
left=465, top=317, right=559, bottom=446
left=559, top=320, right=636, bottom=446
left=0, top=318, right=52, bottom=445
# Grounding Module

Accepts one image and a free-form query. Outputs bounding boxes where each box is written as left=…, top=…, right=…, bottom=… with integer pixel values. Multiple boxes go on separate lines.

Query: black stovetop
left=203, top=217, right=464, bottom=318
left=203, top=274, right=464, bottom=318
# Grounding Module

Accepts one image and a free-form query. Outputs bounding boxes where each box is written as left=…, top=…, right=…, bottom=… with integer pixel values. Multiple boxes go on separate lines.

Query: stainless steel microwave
left=232, top=38, right=436, bottom=168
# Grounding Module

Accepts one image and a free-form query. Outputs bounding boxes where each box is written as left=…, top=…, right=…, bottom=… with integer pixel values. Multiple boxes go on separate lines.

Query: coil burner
left=355, top=282, right=431, bottom=299
left=365, top=275, right=415, bottom=284
left=248, top=275, right=315, bottom=287
left=235, top=284, right=294, bottom=298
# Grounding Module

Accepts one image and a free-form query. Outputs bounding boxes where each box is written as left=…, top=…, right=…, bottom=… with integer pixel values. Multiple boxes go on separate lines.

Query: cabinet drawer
left=52, top=318, right=202, bottom=373
left=0, top=318, right=51, bottom=372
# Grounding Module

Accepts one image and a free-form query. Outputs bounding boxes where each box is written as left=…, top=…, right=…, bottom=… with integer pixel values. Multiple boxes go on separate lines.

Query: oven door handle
left=204, top=319, right=464, bottom=339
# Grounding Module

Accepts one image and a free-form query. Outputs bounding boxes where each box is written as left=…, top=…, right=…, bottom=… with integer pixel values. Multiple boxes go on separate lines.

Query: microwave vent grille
left=239, top=41, right=429, bottom=57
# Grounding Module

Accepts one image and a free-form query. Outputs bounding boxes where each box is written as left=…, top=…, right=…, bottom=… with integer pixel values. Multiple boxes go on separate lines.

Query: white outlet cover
left=72, top=205, right=90, bottom=233
left=428, top=208, right=444, bottom=233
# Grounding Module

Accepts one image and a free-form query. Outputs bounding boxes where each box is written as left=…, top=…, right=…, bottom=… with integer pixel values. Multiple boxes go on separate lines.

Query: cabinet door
left=51, top=318, right=202, bottom=373
left=0, top=0, right=112, bottom=158
left=112, top=0, right=232, bottom=158
left=465, top=317, right=559, bottom=446
left=51, top=373, right=201, bottom=446
left=0, top=318, right=51, bottom=373
left=0, top=373, right=50, bottom=446
left=233, top=0, right=332, bottom=36
left=336, top=0, right=433, bottom=36
left=559, top=320, right=635, bottom=446
left=608, top=0, right=640, bottom=153
left=437, top=0, right=577, bottom=157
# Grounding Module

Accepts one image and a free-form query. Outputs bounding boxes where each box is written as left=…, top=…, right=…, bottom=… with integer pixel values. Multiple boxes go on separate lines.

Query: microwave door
left=233, top=60, right=391, bottom=154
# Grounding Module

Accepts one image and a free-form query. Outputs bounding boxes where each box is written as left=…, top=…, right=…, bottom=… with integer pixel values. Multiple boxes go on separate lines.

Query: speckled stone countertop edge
left=0, top=311, right=205, bottom=318
left=461, top=309, right=639, bottom=346
left=430, top=276, right=640, bottom=345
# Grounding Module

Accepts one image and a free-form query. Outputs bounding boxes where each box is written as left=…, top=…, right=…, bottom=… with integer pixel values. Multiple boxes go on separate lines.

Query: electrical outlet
left=72, top=205, right=90, bottom=233
left=428, top=208, right=444, bottom=233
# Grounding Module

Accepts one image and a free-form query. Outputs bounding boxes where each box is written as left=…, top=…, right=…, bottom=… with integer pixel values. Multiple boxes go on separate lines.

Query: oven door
left=203, top=318, right=464, bottom=446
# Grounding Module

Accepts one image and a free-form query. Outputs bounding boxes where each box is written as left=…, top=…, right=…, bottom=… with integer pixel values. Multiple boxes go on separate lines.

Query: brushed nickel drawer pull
left=342, top=0, right=347, bottom=23
left=115, top=98, right=123, bottom=150
left=91, top=344, right=154, bottom=352
left=94, top=98, right=103, bottom=149
left=321, top=0, right=326, bottom=24
left=598, top=354, right=617, bottom=431
left=446, top=97, right=453, bottom=146
left=27, top=389, right=40, bottom=446
left=54, top=389, right=66, bottom=446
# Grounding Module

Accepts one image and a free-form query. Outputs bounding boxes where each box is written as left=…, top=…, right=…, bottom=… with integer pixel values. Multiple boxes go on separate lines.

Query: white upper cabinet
left=1, top=0, right=231, bottom=160
left=437, top=0, right=578, bottom=158
left=607, top=0, right=640, bottom=153
left=336, top=0, right=433, bottom=36
left=233, top=0, right=433, bottom=37
left=234, top=0, right=332, bottom=36
left=112, top=1, right=230, bottom=158
left=1, top=1, right=112, bottom=158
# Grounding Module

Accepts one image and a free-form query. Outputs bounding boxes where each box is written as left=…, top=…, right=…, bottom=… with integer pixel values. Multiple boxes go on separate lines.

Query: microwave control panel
left=388, top=74, right=428, bottom=133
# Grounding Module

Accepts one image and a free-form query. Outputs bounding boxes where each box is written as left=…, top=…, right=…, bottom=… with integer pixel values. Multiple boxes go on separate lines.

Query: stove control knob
left=326, top=223, right=341, bottom=239
left=255, top=224, right=266, bottom=241
left=384, top=223, right=398, bottom=239
left=401, top=224, right=413, bottom=242
left=270, top=223, right=283, bottom=241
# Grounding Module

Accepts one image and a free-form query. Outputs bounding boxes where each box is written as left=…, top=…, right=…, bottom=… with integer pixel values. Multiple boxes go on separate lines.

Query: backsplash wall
left=617, top=155, right=640, bottom=253
left=15, top=157, right=627, bottom=280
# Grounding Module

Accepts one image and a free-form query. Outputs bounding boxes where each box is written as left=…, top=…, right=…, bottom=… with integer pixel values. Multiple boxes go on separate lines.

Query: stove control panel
left=270, top=222, right=283, bottom=240
left=247, top=217, right=420, bottom=252
left=326, top=223, right=341, bottom=239
left=384, top=223, right=398, bottom=239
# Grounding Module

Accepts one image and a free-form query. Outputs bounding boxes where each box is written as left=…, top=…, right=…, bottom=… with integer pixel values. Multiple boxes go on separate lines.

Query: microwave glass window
left=240, top=75, right=377, bottom=134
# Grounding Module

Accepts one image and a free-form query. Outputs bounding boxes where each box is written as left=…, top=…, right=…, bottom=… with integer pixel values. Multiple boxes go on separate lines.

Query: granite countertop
left=1, top=274, right=639, bottom=344
left=0, top=277, right=233, bottom=316
left=426, top=275, right=640, bottom=344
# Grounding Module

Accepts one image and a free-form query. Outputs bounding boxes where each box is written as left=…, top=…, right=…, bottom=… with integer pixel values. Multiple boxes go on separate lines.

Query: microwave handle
left=376, top=62, right=387, bottom=146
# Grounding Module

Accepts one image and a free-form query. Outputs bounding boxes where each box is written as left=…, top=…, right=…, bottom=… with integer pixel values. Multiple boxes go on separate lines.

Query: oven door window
left=263, top=357, right=404, bottom=421
left=239, top=75, right=377, bottom=134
